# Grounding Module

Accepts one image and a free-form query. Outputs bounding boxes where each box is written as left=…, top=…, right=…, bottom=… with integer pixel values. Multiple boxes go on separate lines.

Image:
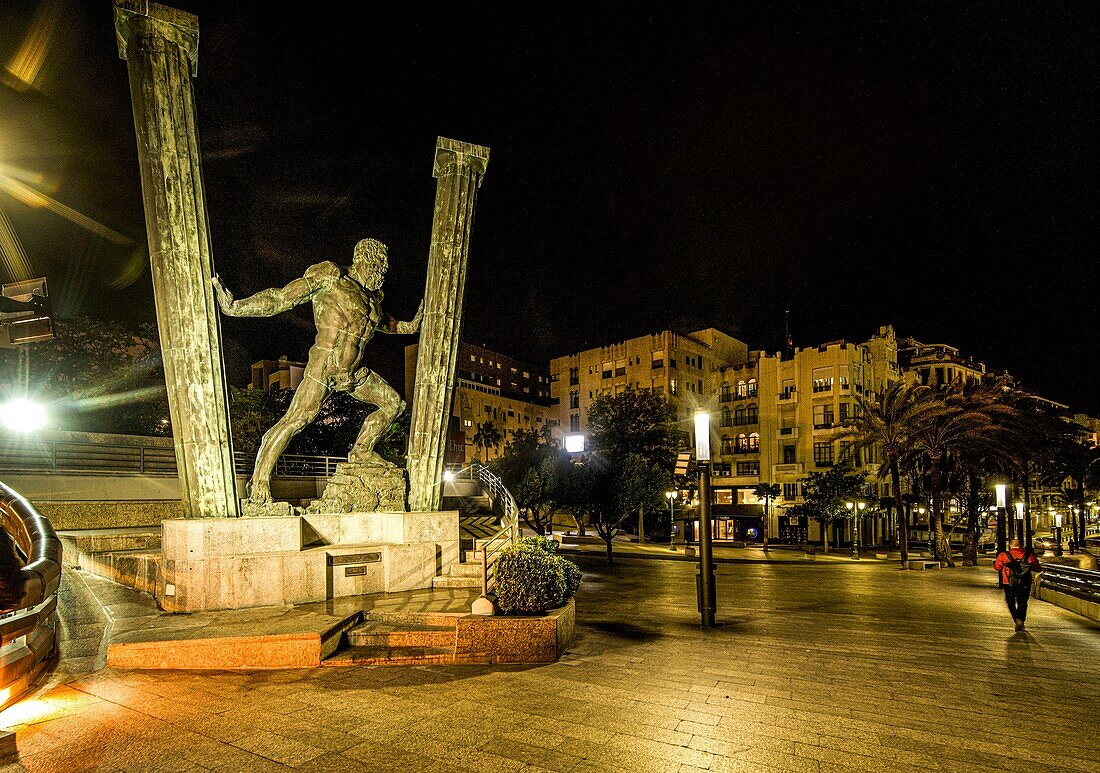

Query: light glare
left=0, top=398, right=47, bottom=432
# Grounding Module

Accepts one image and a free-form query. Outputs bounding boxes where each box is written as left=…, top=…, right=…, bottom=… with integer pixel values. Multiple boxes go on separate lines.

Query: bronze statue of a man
left=212, top=238, right=421, bottom=504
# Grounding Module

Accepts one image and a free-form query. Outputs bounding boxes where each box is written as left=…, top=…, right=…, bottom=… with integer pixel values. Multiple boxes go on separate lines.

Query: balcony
left=778, top=391, right=798, bottom=403
left=812, top=384, right=833, bottom=394
left=778, top=426, right=798, bottom=438
left=813, top=422, right=836, bottom=431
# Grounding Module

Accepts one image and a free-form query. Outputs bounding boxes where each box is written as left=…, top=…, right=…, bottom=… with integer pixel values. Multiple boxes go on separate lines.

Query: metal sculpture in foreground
left=213, top=238, right=421, bottom=506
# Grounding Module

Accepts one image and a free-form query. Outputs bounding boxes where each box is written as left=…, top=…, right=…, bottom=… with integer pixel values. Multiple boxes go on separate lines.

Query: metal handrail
left=472, top=462, right=519, bottom=542
left=0, top=477, right=62, bottom=711
left=467, top=462, right=521, bottom=615
left=0, top=437, right=345, bottom=478
left=1039, top=564, right=1100, bottom=604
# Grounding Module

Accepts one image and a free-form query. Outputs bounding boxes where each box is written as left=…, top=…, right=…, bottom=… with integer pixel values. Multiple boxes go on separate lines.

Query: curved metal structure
left=0, top=478, right=61, bottom=711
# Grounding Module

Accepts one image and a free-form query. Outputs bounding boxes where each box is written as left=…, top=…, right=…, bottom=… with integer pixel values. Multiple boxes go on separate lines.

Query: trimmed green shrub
left=494, top=537, right=581, bottom=614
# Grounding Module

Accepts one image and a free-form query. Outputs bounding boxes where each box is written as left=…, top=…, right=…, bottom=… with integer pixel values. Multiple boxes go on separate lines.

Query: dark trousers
left=1003, top=583, right=1031, bottom=623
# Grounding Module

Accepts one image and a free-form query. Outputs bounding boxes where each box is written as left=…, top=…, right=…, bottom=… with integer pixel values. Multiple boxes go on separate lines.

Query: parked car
left=1034, top=535, right=1061, bottom=552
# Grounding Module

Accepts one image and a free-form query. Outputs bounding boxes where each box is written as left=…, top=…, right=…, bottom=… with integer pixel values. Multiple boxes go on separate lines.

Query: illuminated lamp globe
left=0, top=399, right=47, bottom=433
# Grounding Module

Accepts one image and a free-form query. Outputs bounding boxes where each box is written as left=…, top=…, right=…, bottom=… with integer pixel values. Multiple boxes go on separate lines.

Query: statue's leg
left=347, top=371, right=405, bottom=463
left=250, top=378, right=328, bottom=502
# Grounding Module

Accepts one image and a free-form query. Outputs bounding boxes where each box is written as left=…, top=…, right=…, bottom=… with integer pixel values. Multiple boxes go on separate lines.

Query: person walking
left=993, top=538, right=1042, bottom=631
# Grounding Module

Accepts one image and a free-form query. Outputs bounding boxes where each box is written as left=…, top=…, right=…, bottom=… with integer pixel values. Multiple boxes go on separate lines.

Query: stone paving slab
left=1, top=557, right=1098, bottom=771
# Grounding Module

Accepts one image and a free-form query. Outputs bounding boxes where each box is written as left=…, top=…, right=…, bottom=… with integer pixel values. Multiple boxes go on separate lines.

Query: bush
left=494, top=537, right=581, bottom=614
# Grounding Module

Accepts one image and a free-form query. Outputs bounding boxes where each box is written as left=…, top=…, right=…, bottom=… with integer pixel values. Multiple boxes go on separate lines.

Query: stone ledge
left=107, top=611, right=361, bottom=670
left=1036, top=583, right=1100, bottom=624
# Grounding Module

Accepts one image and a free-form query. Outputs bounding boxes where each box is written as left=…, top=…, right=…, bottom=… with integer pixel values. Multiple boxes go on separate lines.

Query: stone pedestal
left=113, top=1, right=237, bottom=519
left=407, top=137, right=490, bottom=512
left=158, top=510, right=459, bottom=612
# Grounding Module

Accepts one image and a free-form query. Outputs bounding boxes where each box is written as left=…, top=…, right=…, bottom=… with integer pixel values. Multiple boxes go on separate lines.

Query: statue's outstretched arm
left=213, top=263, right=336, bottom=317
left=379, top=299, right=423, bottom=335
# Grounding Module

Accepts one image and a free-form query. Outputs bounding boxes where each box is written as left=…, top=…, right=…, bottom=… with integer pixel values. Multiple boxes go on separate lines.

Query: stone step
left=321, top=645, right=492, bottom=667
left=364, top=610, right=464, bottom=627
left=448, top=562, right=484, bottom=578
left=432, top=575, right=482, bottom=589
left=346, top=622, right=456, bottom=649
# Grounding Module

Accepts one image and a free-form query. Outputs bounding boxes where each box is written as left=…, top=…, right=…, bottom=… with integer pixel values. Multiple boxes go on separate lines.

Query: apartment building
left=250, top=356, right=305, bottom=391
left=708, top=325, right=901, bottom=543
left=404, top=342, right=554, bottom=464
left=549, top=328, right=750, bottom=447
left=897, top=337, right=986, bottom=389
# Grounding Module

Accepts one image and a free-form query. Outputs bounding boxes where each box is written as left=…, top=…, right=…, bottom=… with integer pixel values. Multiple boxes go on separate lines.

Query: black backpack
left=1006, top=552, right=1032, bottom=587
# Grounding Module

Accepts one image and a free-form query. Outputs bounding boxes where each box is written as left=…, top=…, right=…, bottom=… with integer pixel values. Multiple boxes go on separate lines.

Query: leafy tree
left=587, top=387, right=682, bottom=542
left=797, top=463, right=866, bottom=553
left=586, top=387, right=682, bottom=469
left=493, top=425, right=562, bottom=535
left=752, top=482, right=781, bottom=552
left=582, top=452, right=670, bottom=563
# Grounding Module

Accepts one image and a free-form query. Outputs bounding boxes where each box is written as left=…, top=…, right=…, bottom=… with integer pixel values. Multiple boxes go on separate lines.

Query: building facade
left=404, top=342, right=554, bottom=464
left=251, top=356, right=305, bottom=391
left=549, top=328, right=749, bottom=448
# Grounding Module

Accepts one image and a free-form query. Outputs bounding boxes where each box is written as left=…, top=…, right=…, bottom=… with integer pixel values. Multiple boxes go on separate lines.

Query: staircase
left=323, top=610, right=490, bottom=666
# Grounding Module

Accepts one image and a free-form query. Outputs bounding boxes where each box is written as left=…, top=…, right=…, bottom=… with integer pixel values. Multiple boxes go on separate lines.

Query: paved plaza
left=3, top=556, right=1099, bottom=772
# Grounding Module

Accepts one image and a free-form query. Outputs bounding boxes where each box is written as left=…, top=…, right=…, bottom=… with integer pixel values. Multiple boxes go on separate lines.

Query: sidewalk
left=556, top=537, right=868, bottom=564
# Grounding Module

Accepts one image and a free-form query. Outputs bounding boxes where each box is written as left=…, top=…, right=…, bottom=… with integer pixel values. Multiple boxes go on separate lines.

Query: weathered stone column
left=114, top=1, right=238, bottom=518
left=407, top=137, right=489, bottom=512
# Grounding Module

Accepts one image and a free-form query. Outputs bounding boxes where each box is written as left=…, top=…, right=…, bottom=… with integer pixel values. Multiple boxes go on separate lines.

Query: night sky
left=0, top=2, right=1096, bottom=412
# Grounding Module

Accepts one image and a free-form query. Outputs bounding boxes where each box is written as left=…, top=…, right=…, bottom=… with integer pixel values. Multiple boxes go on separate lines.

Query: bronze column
left=407, top=137, right=489, bottom=512
left=114, top=1, right=238, bottom=518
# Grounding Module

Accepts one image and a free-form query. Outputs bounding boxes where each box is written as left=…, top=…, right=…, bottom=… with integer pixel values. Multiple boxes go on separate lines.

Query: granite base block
left=454, top=599, right=575, bottom=663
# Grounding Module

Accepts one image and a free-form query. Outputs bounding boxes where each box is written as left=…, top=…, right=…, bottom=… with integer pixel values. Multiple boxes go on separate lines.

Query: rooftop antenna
left=784, top=309, right=793, bottom=360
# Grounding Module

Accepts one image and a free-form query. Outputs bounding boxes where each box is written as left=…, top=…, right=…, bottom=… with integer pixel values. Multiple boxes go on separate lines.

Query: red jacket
left=994, top=547, right=1042, bottom=585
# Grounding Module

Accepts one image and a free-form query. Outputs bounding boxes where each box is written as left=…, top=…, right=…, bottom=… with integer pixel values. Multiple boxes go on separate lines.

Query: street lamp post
left=1015, top=501, right=1026, bottom=551
left=665, top=490, right=678, bottom=551
left=917, top=506, right=927, bottom=555
left=694, top=411, right=716, bottom=628
left=846, top=501, right=867, bottom=560
left=994, top=483, right=1007, bottom=555
left=1054, top=511, right=1064, bottom=557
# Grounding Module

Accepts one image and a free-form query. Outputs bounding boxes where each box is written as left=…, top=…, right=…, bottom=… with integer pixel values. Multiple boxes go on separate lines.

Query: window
left=838, top=402, right=849, bottom=422
left=737, top=461, right=760, bottom=476
left=652, top=358, right=664, bottom=369
left=839, top=366, right=850, bottom=390
left=721, top=436, right=734, bottom=455
left=670, top=379, right=678, bottom=395
left=698, top=356, right=704, bottom=370
left=813, top=404, right=835, bottom=429
left=569, top=391, right=579, bottom=409
left=736, top=380, right=747, bottom=398
left=783, top=445, right=796, bottom=464
left=812, top=367, right=833, bottom=393
left=814, top=442, right=834, bottom=466
left=602, top=362, right=613, bottom=379
left=783, top=482, right=799, bottom=499
left=698, top=379, right=703, bottom=393
left=669, top=358, right=677, bottom=369
left=726, top=407, right=736, bottom=427
left=569, top=414, right=580, bottom=432
left=747, top=378, right=758, bottom=397
left=568, top=367, right=579, bottom=385
left=615, top=360, right=626, bottom=377
left=735, top=433, right=748, bottom=452
left=746, top=404, right=758, bottom=424
left=780, top=379, right=795, bottom=400
left=720, top=383, right=731, bottom=402
left=748, top=432, right=759, bottom=450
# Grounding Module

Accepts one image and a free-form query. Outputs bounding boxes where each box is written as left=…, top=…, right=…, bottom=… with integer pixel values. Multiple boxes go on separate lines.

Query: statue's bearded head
left=352, top=238, right=388, bottom=289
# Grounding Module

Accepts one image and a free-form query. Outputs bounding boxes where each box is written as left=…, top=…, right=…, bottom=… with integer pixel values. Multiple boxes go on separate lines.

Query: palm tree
left=472, top=421, right=502, bottom=460
left=906, top=404, right=1000, bottom=567
left=841, top=381, right=942, bottom=567
left=752, top=482, right=781, bottom=553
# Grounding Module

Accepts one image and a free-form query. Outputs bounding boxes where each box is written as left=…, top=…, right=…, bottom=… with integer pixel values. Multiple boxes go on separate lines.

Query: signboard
left=674, top=451, right=692, bottom=476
